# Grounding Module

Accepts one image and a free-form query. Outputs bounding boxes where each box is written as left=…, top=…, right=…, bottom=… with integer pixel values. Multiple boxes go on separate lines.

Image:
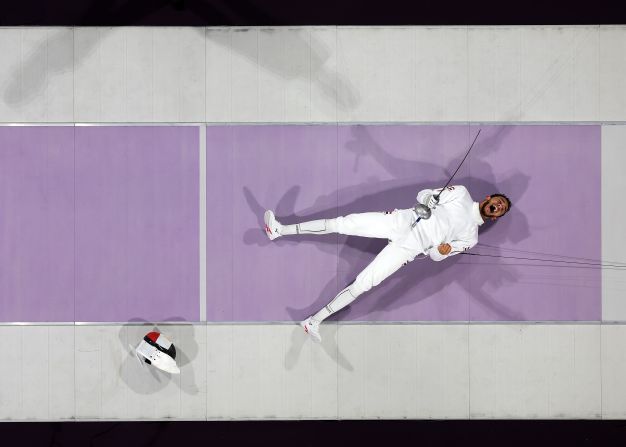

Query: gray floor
left=4, top=323, right=626, bottom=420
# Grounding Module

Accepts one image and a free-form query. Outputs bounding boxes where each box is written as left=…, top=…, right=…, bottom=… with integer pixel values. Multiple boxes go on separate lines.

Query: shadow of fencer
left=337, top=125, right=531, bottom=319
left=4, top=2, right=359, bottom=114
left=284, top=321, right=354, bottom=372
left=248, top=176, right=529, bottom=322
left=244, top=124, right=531, bottom=323
left=2, top=28, right=76, bottom=109
left=117, top=318, right=200, bottom=396
left=243, top=125, right=531, bottom=369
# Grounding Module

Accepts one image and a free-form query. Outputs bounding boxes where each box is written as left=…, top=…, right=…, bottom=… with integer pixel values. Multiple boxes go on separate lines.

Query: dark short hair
left=491, top=193, right=512, bottom=214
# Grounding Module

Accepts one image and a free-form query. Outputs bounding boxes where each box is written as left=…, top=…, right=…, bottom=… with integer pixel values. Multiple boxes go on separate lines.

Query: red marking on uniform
left=304, top=325, right=308, bottom=333
left=264, top=224, right=271, bottom=235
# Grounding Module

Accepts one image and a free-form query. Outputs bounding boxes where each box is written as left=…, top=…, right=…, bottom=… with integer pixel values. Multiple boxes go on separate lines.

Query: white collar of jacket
left=473, top=202, right=484, bottom=226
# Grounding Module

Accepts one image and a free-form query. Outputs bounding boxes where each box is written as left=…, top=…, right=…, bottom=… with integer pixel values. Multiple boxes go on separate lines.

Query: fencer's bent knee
left=351, top=249, right=416, bottom=295
left=350, top=273, right=376, bottom=295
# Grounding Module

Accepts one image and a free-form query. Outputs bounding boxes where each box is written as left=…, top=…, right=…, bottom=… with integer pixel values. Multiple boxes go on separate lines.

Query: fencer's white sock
left=312, top=284, right=361, bottom=323
left=280, top=219, right=338, bottom=236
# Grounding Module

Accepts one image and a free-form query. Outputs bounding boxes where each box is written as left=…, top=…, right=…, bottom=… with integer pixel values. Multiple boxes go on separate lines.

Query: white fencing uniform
left=279, top=185, right=484, bottom=322
left=415, top=185, right=484, bottom=260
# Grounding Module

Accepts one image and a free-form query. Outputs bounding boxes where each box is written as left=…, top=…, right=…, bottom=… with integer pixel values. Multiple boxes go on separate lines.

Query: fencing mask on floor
left=134, top=331, right=180, bottom=374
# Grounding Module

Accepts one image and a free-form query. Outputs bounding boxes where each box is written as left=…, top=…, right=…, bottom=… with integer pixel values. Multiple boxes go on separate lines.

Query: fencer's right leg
left=301, top=242, right=416, bottom=342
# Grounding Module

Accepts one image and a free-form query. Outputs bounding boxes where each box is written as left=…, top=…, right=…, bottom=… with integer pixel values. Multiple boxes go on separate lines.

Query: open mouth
left=489, top=204, right=496, bottom=213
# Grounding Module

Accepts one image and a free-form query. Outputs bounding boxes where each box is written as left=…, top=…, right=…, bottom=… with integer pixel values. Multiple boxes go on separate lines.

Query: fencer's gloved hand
left=437, top=243, right=452, bottom=255
left=425, top=193, right=439, bottom=210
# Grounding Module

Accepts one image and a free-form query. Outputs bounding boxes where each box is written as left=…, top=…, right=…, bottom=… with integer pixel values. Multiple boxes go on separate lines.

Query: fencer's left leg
left=265, top=209, right=415, bottom=241
left=301, top=242, right=416, bottom=342
left=264, top=210, right=331, bottom=240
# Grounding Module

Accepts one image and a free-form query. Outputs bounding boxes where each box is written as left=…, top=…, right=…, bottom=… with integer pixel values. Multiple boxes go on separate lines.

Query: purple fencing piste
left=206, top=124, right=601, bottom=322
left=0, top=126, right=199, bottom=322
left=75, top=126, right=199, bottom=322
left=0, top=124, right=600, bottom=323
left=0, top=127, right=75, bottom=322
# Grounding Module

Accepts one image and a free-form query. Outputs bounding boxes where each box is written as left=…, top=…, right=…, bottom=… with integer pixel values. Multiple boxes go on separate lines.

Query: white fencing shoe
left=264, top=210, right=283, bottom=241
left=300, top=317, right=322, bottom=343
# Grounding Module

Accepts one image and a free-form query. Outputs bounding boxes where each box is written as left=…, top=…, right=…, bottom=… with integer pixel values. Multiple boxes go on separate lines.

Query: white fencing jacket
left=415, top=185, right=484, bottom=261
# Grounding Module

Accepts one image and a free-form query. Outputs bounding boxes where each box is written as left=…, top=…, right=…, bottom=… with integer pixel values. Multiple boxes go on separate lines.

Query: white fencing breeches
left=283, top=209, right=417, bottom=241
left=285, top=210, right=424, bottom=322
left=312, top=241, right=418, bottom=321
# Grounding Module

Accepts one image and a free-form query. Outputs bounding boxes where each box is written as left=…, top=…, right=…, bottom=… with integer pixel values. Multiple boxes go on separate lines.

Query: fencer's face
left=480, top=196, right=509, bottom=221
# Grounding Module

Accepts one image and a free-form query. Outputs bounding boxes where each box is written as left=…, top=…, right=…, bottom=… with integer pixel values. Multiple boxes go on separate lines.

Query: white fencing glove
left=425, top=193, right=439, bottom=210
